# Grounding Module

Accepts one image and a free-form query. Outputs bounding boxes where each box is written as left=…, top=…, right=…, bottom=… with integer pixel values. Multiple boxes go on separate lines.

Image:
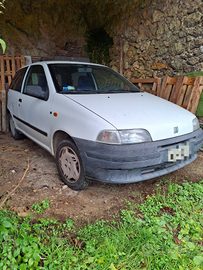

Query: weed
left=0, top=180, right=203, bottom=269
left=31, top=197, right=50, bottom=214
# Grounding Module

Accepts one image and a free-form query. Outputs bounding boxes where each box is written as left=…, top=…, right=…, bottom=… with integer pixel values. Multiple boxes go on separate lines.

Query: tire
left=56, top=139, right=89, bottom=190
left=9, top=114, right=24, bottom=140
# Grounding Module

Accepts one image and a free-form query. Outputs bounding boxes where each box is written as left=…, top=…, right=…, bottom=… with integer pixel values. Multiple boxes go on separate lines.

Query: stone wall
left=1, top=0, right=203, bottom=79
left=109, top=0, right=203, bottom=79
left=0, top=0, right=87, bottom=59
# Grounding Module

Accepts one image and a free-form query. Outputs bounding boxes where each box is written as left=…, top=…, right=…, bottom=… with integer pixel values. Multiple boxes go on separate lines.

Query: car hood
left=66, top=92, right=195, bottom=141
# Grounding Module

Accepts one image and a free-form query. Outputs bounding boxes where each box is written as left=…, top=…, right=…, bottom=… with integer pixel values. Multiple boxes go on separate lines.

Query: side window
left=9, top=67, right=28, bottom=92
left=23, top=65, right=49, bottom=100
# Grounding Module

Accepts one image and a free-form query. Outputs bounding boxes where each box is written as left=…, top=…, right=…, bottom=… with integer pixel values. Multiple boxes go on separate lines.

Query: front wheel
left=56, top=140, right=89, bottom=190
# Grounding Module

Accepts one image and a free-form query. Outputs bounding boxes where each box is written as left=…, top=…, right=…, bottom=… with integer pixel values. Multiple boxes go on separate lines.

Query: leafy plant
left=0, top=38, right=6, bottom=53
left=31, top=197, right=50, bottom=214
left=0, top=1, right=6, bottom=53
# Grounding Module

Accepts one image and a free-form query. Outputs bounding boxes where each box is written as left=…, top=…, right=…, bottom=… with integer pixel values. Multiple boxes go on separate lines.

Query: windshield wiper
left=59, top=90, right=97, bottom=94
left=59, top=89, right=141, bottom=94
left=97, top=89, right=141, bottom=93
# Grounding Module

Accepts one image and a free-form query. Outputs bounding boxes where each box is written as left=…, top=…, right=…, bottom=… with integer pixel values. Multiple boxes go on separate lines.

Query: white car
left=7, top=61, right=203, bottom=190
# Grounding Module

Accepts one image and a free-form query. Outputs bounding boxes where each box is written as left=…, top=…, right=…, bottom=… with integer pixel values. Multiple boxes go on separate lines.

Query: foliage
left=31, top=197, right=50, bottom=214
left=0, top=0, right=6, bottom=53
left=0, top=38, right=6, bottom=53
left=85, top=27, right=113, bottom=65
left=0, top=180, right=203, bottom=269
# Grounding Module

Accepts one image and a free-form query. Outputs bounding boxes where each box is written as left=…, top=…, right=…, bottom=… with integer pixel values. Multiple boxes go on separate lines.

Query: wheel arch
left=52, top=130, right=76, bottom=156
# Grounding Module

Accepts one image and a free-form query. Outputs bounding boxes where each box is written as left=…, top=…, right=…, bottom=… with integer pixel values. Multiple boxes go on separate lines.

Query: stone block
left=152, top=10, right=164, bottom=22
left=187, top=57, right=199, bottom=65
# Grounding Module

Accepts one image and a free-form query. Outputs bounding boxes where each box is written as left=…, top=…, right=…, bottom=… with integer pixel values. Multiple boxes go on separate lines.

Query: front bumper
left=74, top=128, right=203, bottom=184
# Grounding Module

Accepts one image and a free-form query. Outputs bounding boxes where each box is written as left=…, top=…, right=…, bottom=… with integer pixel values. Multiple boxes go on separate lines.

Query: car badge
left=174, top=126, right=179, bottom=133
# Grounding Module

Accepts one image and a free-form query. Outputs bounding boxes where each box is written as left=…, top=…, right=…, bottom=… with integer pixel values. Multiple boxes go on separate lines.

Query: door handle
left=18, top=98, right=22, bottom=102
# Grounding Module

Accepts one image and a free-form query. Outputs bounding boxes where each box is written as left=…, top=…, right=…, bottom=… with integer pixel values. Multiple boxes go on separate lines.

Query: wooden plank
left=159, top=76, right=169, bottom=98
left=11, top=55, right=16, bottom=78
left=189, top=77, right=203, bottom=114
left=163, top=83, right=173, bottom=100
left=156, top=77, right=162, bottom=96
left=183, top=85, right=193, bottom=108
left=166, top=77, right=177, bottom=85
left=176, top=84, right=187, bottom=106
left=138, top=82, right=142, bottom=89
left=152, top=82, right=157, bottom=92
left=130, top=77, right=162, bottom=95
left=159, top=76, right=177, bottom=99
left=176, top=76, right=193, bottom=106
left=185, top=77, right=195, bottom=85
left=21, top=55, right=26, bottom=67
left=0, top=100, right=1, bottom=131
left=187, top=76, right=202, bottom=112
left=15, top=53, right=21, bottom=70
left=5, top=53, right=12, bottom=85
left=191, top=85, right=203, bottom=114
left=1, top=90, right=6, bottom=132
left=130, top=78, right=157, bottom=84
left=170, top=76, right=186, bottom=104
left=0, top=55, right=5, bottom=92
left=191, top=84, right=203, bottom=113
left=120, top=39, right=123, bottom=75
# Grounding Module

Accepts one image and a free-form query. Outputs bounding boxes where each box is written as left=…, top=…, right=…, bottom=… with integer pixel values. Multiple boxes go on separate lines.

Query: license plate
left=168, top=143, right=190, bottom=162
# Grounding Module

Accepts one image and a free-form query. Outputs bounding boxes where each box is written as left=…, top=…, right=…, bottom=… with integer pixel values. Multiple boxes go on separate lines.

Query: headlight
left=192, top=117, right=199, bottom=131
left=96, top=130, right=120, bottom=144
left=96, top=129, right=152, bottom=144
left=119, top=129, right=152, bottom=144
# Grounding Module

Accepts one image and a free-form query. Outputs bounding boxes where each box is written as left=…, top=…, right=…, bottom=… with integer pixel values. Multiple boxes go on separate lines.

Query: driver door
left=19, top=65, right=52, bottom=149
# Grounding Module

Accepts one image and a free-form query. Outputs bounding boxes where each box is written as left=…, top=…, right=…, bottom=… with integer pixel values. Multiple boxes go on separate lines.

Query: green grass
left=180, top=72, right=203, bottom=77
left=31, top=197, right=50, bottom=214
left=0, top=179, right=203, bottom=269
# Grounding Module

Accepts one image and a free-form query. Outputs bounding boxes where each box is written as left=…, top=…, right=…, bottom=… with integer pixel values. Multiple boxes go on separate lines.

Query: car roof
left=22, top=61, right=107, bottom=69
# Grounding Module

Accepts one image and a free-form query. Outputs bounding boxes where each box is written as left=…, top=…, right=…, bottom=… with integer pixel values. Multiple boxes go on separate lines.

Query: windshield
left=48, top=63, right=141, bottom=94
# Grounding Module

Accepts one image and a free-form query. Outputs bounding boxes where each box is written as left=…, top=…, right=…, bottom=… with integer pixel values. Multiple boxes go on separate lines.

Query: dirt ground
left=0, top=131, right=203, bottom=222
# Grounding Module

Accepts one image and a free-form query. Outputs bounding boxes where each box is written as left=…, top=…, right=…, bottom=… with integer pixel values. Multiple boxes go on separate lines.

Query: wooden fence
left=130, top=76, right=203, bottom=114
left=0, top=53, right=26, bottom=131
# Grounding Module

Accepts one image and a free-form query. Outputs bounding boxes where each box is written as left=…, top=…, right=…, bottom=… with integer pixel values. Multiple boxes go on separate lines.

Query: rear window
left=9, top=67, right=28, bottom=92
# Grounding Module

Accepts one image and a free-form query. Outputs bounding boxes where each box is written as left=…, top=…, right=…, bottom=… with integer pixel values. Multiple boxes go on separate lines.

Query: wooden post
left=187, top=76, right=203, bottom=114
left=0, top=55, right=5, bottom=92
left=11, top=56, right=16, bottom=78
left=15, top=53, right=21, bottom=70
left=120, top=38, right=123, bottom=75
left=5, top=53, right=12, bottom=85
left=2, top=90, right=6, bottom=132
left=21, top=54, right=26, bottom=67
left=0, top=100, right=1, bottom=132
